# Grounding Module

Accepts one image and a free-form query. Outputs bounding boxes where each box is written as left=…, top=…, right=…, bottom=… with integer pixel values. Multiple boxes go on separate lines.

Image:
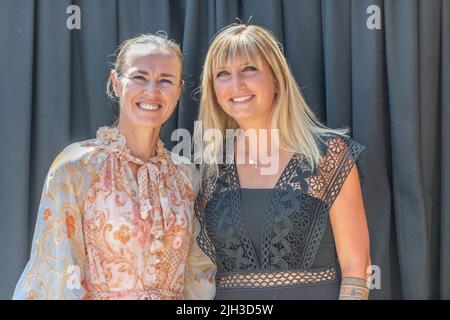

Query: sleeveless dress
left=195, top=133, right=366, bottom=299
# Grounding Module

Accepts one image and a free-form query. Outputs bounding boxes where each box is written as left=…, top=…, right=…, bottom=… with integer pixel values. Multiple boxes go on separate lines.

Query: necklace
left=247, top=153, right=273, bottom=169
left=248, top=157, right=259, bottom=168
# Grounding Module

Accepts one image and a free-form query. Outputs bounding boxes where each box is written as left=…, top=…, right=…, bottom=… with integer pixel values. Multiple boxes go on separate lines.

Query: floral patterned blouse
left=13, top=126, right=216, bottom=300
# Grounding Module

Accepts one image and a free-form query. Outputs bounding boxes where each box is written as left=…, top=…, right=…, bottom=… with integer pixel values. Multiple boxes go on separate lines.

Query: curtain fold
left=440, top=0, right=450, bottom=299
left=0, top=0, right=35, bottom=299
left=349, top=0, right=397, bottom=299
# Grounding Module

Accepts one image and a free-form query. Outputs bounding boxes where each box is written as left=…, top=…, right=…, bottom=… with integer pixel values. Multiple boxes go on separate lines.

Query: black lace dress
left=195, top=134, right=366, bottom=300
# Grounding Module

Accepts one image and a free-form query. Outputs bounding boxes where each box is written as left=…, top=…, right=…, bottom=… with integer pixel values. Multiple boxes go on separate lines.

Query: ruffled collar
left=95, top=126, right=167, bottom=165
left=95, top=126, right=189, bottom=252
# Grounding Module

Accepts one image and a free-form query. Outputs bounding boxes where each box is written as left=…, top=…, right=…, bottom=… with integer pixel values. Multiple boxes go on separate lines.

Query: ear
left=110, top=70, right=122, bottom=97
left=178, top=79, right=185, bottom=99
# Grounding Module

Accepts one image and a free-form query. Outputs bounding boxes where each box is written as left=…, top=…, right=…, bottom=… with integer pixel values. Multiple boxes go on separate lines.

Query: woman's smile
left=229, top=95, right=255, bottom=104
left=136, top=101, right=163, bottom=111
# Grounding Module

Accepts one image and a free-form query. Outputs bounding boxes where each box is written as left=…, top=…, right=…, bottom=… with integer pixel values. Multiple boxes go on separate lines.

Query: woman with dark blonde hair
left=196, top=23, right=371, bottom=299
left=13, top=33, right=216, bottom=300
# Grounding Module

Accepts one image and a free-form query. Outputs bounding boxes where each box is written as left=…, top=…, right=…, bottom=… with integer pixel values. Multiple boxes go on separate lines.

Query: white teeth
left=232, top=95, right=253, bottom=103
left=138, top=103, right=160, bottom=111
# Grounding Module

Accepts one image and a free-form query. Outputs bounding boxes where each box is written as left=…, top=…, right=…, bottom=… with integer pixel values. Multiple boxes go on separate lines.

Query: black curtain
left=1, top=0, right=449, bottom=299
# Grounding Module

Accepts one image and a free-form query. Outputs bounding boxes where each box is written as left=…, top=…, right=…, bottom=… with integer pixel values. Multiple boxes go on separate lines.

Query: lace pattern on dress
left=196, top=134, right=366, bottom=282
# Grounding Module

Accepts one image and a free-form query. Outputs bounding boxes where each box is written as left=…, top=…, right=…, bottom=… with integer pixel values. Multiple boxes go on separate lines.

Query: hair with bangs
left=198, top=23, right=348, bottom=178
left=209, top=34, right=264, bottom=79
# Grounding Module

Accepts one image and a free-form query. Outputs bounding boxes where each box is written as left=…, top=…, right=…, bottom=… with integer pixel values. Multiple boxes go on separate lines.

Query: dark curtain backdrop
left=1, top=0, right=449, bottom=299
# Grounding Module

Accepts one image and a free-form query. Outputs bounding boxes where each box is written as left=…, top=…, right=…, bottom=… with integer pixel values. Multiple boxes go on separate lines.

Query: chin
left=229, top=112, right=255, bottom=121
left=128, top=117, right=164, bottom=129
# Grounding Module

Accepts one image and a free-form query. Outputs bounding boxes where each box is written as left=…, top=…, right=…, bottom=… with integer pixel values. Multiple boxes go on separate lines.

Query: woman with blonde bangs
left=13, top=33, right=216, bottom=300
left=195, top=23, right=371, bottom=300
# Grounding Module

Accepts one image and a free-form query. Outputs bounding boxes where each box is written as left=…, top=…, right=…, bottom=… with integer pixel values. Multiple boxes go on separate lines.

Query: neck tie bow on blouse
left=95, top=126, right=188, bottom=254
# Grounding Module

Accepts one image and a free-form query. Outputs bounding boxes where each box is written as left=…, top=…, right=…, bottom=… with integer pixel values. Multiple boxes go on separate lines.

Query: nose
left=230, top=73, right=246, bottom=91
left=143, top=81, right=160, bottom=95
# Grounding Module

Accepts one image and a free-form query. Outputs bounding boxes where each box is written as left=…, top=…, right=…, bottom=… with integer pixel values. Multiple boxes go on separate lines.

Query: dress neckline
left=228, top=155, right=300, bottom=270
left=95, top=126, right=167, bottom=165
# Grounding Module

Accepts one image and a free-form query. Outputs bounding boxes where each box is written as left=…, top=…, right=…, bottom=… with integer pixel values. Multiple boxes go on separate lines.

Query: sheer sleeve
left=180, top=163, right=216, bottom=300
left=13, top=158, right=88, bottom=300
left=183, top=216, right=217, bottom=300
left=322, top=135, right=367, bottom=210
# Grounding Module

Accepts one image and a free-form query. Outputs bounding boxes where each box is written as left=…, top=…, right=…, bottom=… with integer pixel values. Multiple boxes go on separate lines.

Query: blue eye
left=160, top=79, right=173, bottom=84
left=132, top=75, right=146, bottom=81
left=243, top=66, right=257, bottom=72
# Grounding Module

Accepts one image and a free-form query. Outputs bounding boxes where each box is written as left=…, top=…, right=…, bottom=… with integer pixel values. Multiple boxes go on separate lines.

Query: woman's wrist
left=338, top=277, right=370, bottom=300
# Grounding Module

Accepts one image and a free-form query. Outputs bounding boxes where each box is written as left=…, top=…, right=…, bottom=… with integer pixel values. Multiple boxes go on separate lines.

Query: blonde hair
left=198, top=23, right=348, bottom=177
left=106, top=32, right=183, bottom=104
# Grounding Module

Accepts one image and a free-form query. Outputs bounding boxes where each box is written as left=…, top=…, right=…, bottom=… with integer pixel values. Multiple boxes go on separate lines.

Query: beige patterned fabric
left=13, top=126, right=216, bottom=300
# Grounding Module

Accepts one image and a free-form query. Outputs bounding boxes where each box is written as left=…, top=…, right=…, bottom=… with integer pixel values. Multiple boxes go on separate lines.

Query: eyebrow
left=134, top=70, right=176, bottom=78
